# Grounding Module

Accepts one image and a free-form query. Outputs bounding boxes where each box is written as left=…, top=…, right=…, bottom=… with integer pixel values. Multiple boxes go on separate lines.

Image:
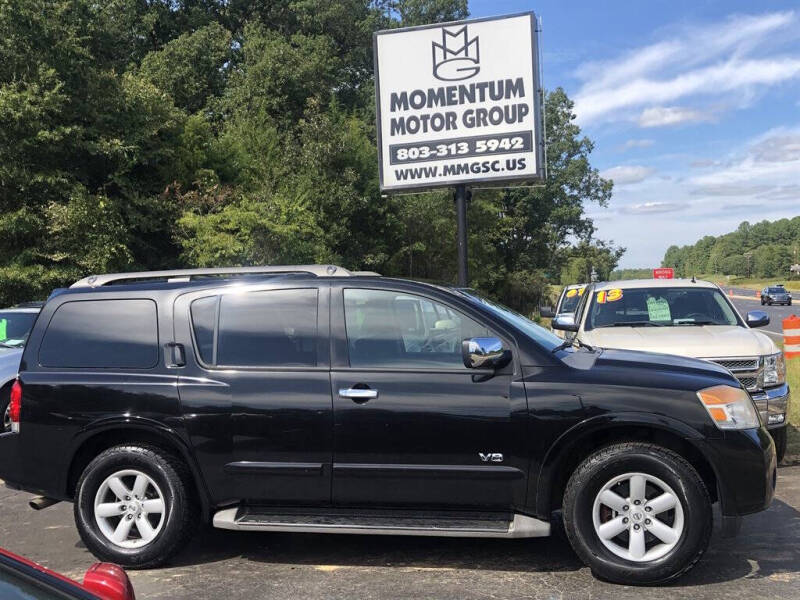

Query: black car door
left=329, top=282, right=529, bottom=511
left=173, top=282, right=332, bottom=506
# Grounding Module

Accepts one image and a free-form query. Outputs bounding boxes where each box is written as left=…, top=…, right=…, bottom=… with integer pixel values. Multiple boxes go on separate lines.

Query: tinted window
left=216, top=289, right=318, bottom=367
left=191, top=296, right=218, bottom=364
left=344, top=289, right=491, bottom=368
left=39, top=299, right=158, bottom=368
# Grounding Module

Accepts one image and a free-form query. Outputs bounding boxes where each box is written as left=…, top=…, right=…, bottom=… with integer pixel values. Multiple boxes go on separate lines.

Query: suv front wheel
left=74, top=445, right=198, bottom=568
left=563, top=442, right=712, bottom=585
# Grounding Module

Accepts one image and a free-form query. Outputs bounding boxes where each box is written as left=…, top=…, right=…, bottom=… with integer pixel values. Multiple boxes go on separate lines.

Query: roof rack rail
left=70, top=265, right=353, bottom=288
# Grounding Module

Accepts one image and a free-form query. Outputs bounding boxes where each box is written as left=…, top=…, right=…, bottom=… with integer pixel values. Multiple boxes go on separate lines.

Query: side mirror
left=551, top=314, right=578, bottom=332
left=746, top=310, right=770, bottom=328
left=539, top=306, right=555, bottom=318
left=462, top=337, right=512, bottom=370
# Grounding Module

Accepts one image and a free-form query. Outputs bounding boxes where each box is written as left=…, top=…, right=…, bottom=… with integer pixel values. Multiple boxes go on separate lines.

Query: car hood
left=0, top=347, right=23, bottom=383
left=580, top=325, right=777, bottom=359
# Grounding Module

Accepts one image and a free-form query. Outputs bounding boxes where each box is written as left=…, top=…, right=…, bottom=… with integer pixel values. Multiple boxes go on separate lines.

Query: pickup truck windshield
left=558, top=287, right=585, bottom=314
left=0, top=312, right=37, bottom=348
left=461, top=291, right=563, bottom=351
left=585, top=287, right=739, bottom=330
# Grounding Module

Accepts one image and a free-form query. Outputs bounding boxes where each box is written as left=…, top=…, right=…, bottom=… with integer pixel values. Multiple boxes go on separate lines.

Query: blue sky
left=469, top=0, right=800, bottom=268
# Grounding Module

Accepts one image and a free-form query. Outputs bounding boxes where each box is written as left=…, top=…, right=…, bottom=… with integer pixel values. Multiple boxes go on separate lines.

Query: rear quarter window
left=38, top=299, right=159, bottom=369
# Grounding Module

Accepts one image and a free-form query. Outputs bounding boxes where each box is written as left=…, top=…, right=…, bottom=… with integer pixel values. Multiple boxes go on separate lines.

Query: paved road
left=2, top=466, right=800, bottom=600
left=727, top=288, right=797, bottom=337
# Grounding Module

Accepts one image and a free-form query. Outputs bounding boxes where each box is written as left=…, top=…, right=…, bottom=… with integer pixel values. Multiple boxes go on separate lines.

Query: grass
left=700, top=274, right=800, bottom=292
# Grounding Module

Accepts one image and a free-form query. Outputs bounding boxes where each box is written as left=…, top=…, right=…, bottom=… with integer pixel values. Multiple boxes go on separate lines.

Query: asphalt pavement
left=2, top=465, right=800, bottom=600
left=726, top=287, right=797, bottom=337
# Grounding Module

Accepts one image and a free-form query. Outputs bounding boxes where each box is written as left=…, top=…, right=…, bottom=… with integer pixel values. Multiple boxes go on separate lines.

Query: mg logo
left=432, top=26, right=480, bottom=81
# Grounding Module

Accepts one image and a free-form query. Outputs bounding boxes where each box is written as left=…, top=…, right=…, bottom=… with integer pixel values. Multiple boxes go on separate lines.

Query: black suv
left=0, top=266, right=776, bottom=585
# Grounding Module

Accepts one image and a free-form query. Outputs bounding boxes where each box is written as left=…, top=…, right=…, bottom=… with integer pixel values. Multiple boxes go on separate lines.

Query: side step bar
left=212, top=509, right=550, bottom=538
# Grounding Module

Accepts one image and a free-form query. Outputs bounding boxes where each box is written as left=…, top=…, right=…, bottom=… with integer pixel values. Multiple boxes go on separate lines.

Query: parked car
left=541, top=284, right=587, bottom=339
left=0, top=266, right=776, bottom=585
left=761, top=284, right=792, bottom=306
left=553, top=278, right=791, bottom=461
left=0, top=303, right=42, bottom=432
left=0, top=546, right=135, bottom=599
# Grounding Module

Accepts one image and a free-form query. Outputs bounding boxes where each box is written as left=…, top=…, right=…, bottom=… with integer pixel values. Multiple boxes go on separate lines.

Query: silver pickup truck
left=0, top=304, right=41, bottom=431
left=553, top=278, right=791, bottom=461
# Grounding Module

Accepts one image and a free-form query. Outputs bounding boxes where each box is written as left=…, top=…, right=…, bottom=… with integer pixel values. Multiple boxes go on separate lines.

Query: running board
left=212, top=508, right=550, bottom=538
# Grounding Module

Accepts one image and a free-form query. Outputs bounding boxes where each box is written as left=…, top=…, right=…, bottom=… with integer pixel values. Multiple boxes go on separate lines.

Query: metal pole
left=455, top=185, right=470, bottom=287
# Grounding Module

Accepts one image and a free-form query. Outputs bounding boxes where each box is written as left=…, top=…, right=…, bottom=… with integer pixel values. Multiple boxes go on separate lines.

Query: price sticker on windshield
left=596, top=289, right=623, bottom=304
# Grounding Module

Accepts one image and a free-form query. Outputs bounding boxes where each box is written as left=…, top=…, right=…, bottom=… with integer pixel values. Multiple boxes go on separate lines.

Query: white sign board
left=374, top=12, right=544, bottom=191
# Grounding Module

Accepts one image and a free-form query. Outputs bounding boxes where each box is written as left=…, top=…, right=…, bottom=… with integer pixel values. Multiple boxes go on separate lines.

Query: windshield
left=768, top=287, right=786, bottom=294
left=461, top=291, right=563, bottom=351
left=558, top=286, right=586, bottom=314
left=585, top=287, right=740, bottom=330
left=0, top=311, right=38, bottom=348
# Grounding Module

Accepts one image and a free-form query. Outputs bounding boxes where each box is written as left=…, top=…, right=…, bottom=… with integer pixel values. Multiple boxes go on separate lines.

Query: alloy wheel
left=592, top=472, right=684, bottom=562
left=93, top=469, right=166, bottom=549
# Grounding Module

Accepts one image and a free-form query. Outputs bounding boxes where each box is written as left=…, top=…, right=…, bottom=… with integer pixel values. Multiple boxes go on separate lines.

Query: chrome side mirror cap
left=746, top=310, right=770, bottom=328
left=462, top=337, right=512, bottom=370
left=551, top=314, right=578, bottom=332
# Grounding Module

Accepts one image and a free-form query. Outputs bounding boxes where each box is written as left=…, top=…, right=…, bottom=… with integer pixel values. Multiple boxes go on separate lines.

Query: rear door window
left=191, top=289, right=319, bottom=368
left=39, top=299, right=159, bottom=368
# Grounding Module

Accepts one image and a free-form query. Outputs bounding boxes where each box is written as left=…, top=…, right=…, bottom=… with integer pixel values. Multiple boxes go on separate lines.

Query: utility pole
left=454, top=185, right=470, bottom=287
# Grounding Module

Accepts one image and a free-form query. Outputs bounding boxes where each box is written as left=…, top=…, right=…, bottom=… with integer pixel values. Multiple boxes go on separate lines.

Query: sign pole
left=455, top=184, right=470, bottom=287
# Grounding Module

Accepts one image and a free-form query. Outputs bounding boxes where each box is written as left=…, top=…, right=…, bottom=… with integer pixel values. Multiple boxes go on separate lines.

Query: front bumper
left=706, top=427, right=776, bottom=517
left=751, top=383, right=790, bottom=429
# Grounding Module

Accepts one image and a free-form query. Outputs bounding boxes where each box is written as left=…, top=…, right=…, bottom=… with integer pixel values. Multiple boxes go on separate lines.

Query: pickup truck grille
left=706, top=357, right=762, bottom=392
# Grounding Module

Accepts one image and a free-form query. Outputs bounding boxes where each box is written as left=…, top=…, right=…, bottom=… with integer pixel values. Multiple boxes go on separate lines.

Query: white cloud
left=689, top=126, right=800, bottom=187
left=572, top=11, right=800, bottom=126
left=599, top=165, right=655, bottom=185
left=638, top=106, right=712, bottom=127
left=623, top=202, right=690, bottom=214
left=619, top=138, right=655, bottom=151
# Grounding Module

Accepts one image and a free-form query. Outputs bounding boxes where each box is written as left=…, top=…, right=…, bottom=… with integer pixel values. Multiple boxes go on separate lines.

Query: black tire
left=563, top=443, right=712, bottom=585
left=772, top=427, right=787, bottom=464
left=0, top=382, right=12, bottom=433
left=74, top=445, right=198, bottom=568
left=761, top=299, right=765, bottom=305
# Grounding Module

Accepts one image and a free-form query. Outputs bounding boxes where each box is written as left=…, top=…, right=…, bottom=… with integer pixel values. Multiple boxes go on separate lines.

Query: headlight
left=697, top=385, right=760, bottom=430
left=763, top=352, right=786, bottom=386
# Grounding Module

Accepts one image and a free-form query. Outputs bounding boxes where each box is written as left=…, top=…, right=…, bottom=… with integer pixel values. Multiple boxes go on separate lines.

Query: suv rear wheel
left=563, top=443, right=712, bottom=585
left=74, top=445, right=198, bottom=568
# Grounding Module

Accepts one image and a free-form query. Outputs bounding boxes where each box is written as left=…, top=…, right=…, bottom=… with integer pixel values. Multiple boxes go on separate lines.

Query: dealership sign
left=373, top=12, right=544, bottom=191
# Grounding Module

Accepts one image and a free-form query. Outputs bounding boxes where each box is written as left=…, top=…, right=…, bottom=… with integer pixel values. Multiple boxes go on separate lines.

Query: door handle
left=338, top=388, right=378, bottom=403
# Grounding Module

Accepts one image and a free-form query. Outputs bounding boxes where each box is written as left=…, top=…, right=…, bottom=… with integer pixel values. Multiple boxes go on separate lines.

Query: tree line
left=662, top=218, right=800, bottom=279
left=0, top=0, right=619, bottom=312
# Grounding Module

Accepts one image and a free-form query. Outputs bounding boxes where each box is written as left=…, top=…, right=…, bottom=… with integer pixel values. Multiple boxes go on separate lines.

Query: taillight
left=9, top=379, right=21, bottom=433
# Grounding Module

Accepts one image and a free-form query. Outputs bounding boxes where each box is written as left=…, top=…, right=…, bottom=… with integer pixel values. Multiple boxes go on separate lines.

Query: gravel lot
left=2, top=464, right=800, bottom=600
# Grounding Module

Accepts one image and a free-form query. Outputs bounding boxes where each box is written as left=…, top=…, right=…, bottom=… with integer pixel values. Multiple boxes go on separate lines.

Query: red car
left=0, top=548, right=135, bottom=600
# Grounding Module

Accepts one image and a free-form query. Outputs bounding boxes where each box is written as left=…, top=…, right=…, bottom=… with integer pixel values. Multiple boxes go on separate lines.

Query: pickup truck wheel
left=772, top=427, right=787, bottom=463
left=74, top=445, right=198, bottom=568
left=563, top=443, right=712, bottom=585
